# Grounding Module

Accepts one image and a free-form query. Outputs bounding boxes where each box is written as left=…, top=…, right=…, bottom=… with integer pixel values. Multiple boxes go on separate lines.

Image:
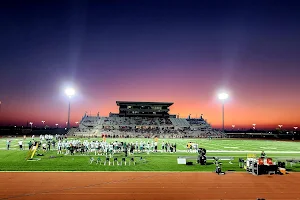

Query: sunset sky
left=0, top=0, right=300, bottom=129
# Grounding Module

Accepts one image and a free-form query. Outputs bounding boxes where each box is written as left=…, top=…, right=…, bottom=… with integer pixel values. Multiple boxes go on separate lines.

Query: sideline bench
left=177, top=156, right=234, bottom=165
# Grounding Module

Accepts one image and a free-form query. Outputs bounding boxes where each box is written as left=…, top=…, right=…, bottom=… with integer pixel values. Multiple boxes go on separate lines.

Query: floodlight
left=65, top=88, right=75, bottom=97
left=218, top=93, right=229, bottom=100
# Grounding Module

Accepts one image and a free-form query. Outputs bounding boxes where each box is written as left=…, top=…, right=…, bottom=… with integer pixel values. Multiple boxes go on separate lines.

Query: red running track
left=0, top=172, right=300, bottom=200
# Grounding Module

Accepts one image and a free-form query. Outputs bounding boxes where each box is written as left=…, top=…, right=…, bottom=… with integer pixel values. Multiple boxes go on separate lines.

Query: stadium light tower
left=65, top=88, right=75, bottom=129
left=252, top=124, right=256, bottom=130
left=29, top=122, right=33, bottom=130
left=232, top=125, right=235, bottom=129
left=294, top=126, right=298, bottom=133
left=75, top=121, right=79, bottom=126
left=278, top=124, right=283, bottom=129
left=218, top=92, right=229, bottom=133
left=55, top=124, right=58, bottom=128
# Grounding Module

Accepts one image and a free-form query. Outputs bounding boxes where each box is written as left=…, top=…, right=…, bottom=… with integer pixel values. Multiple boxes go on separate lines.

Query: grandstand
left=74, top=101, right=224, bottom=138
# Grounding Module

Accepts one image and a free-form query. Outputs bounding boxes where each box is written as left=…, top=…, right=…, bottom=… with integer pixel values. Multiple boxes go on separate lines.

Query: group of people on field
left=56, top=139, right=178, bottom=156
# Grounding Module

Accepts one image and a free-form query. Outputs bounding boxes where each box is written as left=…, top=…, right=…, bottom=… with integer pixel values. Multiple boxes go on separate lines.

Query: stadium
left=1, top=100, right=300, bottom=199
left=72, top=101, right=224, bottom=138
left=1, top=0, right=300, bottom=198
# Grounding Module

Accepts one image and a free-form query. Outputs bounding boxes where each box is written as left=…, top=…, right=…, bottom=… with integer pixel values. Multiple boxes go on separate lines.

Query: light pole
left=252, top=124, right=256, bottom=130
left=55, top=124, right=58, bottom=128
left=75, top=122, right=79, bottom=126
left=278, top=124, right=283, bottom=129
left=232, top=125, right=235, bottom=130
left=65, top=88, right=75, bottom=129
left=294, top=126, right=298, bottom=133
left=218, top=92, right=229, bottom=132
left=29, top=122, right=33, bottom=130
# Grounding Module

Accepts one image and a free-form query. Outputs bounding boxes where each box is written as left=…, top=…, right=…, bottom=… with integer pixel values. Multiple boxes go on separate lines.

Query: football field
left=1, top=137, right=300, bottom=172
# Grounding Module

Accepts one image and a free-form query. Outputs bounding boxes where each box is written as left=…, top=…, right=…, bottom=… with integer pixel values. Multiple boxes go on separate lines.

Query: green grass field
left=1, top=137, right=300, bottom=172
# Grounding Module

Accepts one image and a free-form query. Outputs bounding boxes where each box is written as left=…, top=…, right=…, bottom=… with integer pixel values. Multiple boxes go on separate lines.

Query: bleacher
left=170, top=118, right=190, bottom=127
left=74, top=101, right=225, bottom=138
left=66, top=128, right=78, bottom=135
left=74, top=115, right=225, bottom=139
left=99, top=117, right=174, bottom=127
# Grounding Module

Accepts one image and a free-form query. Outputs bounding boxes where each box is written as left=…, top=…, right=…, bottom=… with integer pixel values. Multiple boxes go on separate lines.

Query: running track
left=1, top=172, right=300, bottom=200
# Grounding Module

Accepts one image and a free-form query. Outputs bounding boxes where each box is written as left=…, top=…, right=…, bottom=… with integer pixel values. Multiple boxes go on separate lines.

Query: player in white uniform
left=135, top=141, right=139, bottom=153
left=57, top=141, right=62, bottom=154
left=18, top=140, right=23, bottom=150
left=108, top=144, right=114, bottom=158
left=95, top=141, right=100, bottom=155
left=146, top=142, right=150, bottom=154
left=90, top=141, right=95, bottom=154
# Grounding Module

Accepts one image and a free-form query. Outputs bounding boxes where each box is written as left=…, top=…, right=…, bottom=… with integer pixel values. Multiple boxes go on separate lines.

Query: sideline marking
left=224, top=147, right=239, bottom=149
left=260, top=147, right=277, bottom=149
